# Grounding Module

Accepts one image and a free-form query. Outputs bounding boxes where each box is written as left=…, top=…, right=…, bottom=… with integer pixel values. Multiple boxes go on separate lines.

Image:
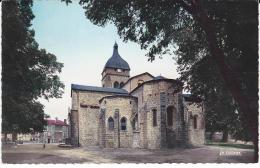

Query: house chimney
left=55, top=117, right=58, bottom=121
left=64, top=119, right=67, bottom=124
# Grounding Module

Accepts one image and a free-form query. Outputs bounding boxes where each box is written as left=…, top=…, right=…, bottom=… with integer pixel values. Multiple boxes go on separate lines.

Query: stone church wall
left=131, top=80, right=184, bottom=149
left=71, top=79, right=205, bottom=149
left=102, top=75, right=130, bottom=88
left=131, top=85, right=147, bottom=148
left=143, top=83, right=161, bottom=149
left=102, top=68, right=130, bottom=78
left=74, top=90, right=113, bottom=147
left=99, top=96, right=138, bottom=148
left=70, top=90, right=79, bottom=146
left=70, top=109, right=79, bottom=146
left=184, top=102, right=205, bottom=146
left=102, top=68, right=130, bottom=88
left=122, top=73, right=154, bottom=92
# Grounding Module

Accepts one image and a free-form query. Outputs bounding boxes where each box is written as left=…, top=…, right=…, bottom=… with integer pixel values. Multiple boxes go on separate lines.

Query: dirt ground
left=1, top=143, right=254, bottom=164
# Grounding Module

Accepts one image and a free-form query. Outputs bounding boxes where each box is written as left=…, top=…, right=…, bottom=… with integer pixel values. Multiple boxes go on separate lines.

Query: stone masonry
left=69, top=43, right=205, bottom=148
left=99, top=96, right=138, bottom=148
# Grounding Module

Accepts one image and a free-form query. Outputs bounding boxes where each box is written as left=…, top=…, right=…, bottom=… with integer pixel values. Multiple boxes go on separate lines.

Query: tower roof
left=103, top=43, right=130, bottom=71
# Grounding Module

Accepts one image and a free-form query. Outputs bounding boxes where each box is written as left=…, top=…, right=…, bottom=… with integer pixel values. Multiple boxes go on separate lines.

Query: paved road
left=1, top=143, right=254, bottom=163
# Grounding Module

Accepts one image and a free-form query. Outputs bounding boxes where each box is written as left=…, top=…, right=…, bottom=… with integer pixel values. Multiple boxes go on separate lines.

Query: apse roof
left=153, top=75, right=167, bottom=80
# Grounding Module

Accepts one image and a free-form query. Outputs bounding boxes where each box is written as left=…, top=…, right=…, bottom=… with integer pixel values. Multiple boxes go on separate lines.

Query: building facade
left=69, top=43, right=205, bottom=149
left=1, top=133, right=41, bottom=143
left=44, top=118, right=69, bottom=143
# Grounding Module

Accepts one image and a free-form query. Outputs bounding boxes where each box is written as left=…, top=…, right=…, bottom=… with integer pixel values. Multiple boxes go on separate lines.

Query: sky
left=32, top=0, right=179, bottom=120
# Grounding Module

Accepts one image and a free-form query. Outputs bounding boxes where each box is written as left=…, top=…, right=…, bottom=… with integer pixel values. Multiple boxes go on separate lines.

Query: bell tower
left=102, top=43, right=130, bottom=88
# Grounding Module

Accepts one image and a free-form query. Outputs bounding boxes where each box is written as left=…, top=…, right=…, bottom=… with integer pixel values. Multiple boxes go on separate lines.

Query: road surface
left=1, top=143, right=254, bottom=163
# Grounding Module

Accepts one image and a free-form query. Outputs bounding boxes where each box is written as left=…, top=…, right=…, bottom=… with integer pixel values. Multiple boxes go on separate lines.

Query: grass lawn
left=205, top=141, right=254, bottom=149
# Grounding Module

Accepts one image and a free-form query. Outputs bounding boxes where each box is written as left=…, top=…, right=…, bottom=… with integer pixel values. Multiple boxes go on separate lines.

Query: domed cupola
left=103, top=42, right=130, bottom=71
left=101, top=43, right=130, bottom=88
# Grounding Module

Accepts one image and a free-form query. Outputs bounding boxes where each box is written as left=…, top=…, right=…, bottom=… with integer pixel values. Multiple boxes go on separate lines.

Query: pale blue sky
left=32, top=0, right=179, bottom=120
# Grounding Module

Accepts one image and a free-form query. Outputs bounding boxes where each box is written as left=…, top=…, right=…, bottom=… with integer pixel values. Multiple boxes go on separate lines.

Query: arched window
left=120, top=117, right=127, bottom=130
left=167, top=106, right=177, bottom=127
left=152, top=109, right=157, bottom=126
left=113, top=81, right=119, bottom=88
left=108, top=117, right=114, bottom=130
left=120, top=82, right=124, bottom=88
left=193, top=115, right=198, bottom=129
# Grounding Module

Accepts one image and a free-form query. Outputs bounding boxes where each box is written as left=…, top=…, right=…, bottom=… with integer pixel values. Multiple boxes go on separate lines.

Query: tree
left=44, top=114, right=51, bottom=119
left=61, top=0, right=258, bottom=161
left=2, top=0, right=64, bottom=137
left=204, top=89, right=239, bottom=142
left=174, top=1, right=257, bottom=143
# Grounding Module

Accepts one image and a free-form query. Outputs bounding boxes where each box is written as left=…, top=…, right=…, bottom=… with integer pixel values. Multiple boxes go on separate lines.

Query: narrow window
left=108, top=117, right=114, bottom=130
left=167, top=108, right=173, bottom=126
left=113, top=81, right=119, bottom=88
left=132, top=118, right=136, bottom=130
left=120, top=117, right=127, bottom=130
left=152, top=109, right=157, bottom=126
left=133, top=114, right=138, bottom=130
left=194, top=115, right=198, bottom=129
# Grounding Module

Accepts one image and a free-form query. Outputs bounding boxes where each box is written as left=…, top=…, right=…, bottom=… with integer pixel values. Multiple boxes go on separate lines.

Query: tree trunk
left=222, top=129, right=228, bottom=142
left=12, top=132, right=17, bottom=142
left=4, top=133, right=8, bottom=142
left=189, top=1, right=258, bottom=162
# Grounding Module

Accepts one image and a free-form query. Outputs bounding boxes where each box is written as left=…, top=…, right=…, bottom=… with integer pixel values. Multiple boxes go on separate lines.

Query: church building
left=69, top=43, right=205, bottom=149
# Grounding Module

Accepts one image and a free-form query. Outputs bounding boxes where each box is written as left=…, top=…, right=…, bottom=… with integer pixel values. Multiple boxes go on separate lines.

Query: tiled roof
left=103, top=43, right=130, bottom=71
left=46, top=119, right=68, bottom=126
left=71, top=84, right=129, bottom=94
